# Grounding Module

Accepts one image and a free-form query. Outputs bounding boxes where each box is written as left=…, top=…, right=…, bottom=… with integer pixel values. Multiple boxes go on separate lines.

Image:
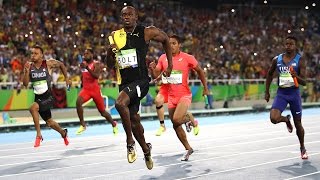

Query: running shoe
left=185, top=121, right=192, bottom=133
left=112, top=121, right=119, bottom=136
left=34, top=136, right=43, bottom=148
left=301, top=148, right=308, bottom=160
left=144, top=143, right=153, bottom=170
left=155, top=126, right=166, bottom=136
left=127, top=142, right=137, bottom=163
left=181, top=149, right=194, bottom=161
left=193, top=120, right=199, bottom=136
left=63, top=129, right=69, bottom=146
left=76, top=125, right=86, bottom=135
left=286, top=115, right=293, bottom=133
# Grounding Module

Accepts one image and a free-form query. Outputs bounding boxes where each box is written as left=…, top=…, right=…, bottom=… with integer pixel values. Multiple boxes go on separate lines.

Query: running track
left=0, top=108, right=319, bottom=180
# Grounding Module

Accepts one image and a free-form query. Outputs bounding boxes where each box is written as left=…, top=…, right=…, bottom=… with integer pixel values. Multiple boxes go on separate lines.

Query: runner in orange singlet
left=150, top=35, right=209, bottom=161
left=75, top=48, right=118, bottom=135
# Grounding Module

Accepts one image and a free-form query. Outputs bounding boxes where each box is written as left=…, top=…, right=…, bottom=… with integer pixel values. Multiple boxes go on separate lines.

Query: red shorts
left=158, top=85, right=169, bottom=103
left=168, top=94, right=192, bottom=109
left=79, top=88, right=105, bottom=112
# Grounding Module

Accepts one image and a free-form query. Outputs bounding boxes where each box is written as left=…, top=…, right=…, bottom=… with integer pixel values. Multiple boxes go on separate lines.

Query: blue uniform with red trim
left=271, top=53, right=302, bottom=117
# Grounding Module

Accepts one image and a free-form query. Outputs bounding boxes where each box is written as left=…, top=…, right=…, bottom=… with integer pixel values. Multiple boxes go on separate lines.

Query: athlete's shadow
left=61, top=144, right=115, bottom=156
left=277, top=161, right=318, bottom=179
left=140, top=150, right=212, bottom=180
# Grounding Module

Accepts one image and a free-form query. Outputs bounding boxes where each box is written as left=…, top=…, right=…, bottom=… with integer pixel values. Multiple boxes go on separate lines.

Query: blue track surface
left=0, top=108, right=319, bottom=144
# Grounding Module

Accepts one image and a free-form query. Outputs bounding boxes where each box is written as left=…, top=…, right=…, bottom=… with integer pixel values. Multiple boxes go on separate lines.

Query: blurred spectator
left=0, top=65, right=8, bottom=89
left=301, top=86, right=309, bottom=103
left=205, top=82, right=214, bottom=109
left=312, top=74, right=320, bottom=102
left=0, top=0, right=319, bottom=86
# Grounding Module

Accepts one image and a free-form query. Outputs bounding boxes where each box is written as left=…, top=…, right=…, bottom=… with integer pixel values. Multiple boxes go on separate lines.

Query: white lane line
left=2, top=122, right=320, bottom=158
left=1, top=127, right=320, bottom=167
left=1, top=126, right=320, bottom=162
left=283, top=171, right=320, bottom=180
left=0, top=135, right=116, bottom=152
left=175, top=153, right=320, bottom=180
left=77, top=144, right=320, bottom=180
left=0, top=115, right=319, bottom=150
left=1, top=140, right=320, bottom=179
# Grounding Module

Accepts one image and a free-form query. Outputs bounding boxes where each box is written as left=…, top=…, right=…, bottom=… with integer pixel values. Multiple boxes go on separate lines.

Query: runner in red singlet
left=75, top=48, right=118, bottom=135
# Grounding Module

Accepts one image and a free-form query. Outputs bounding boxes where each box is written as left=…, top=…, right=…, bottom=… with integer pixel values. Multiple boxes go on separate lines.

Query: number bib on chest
left=279, top=73, right=294, bottom=88
left=33, top=80, right=49, bottom=94
left=162, top=70, right=182, bottom=84
left=117, top=49, right=138, bottom=69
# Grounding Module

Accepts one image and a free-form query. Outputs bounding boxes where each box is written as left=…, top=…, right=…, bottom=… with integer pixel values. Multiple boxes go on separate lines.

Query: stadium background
left=0, top=0, right=319, bottom=115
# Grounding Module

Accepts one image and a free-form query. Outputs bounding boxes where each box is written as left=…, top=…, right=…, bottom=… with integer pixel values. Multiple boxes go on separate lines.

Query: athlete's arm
left=291, top=57, right=307, bottom=86
left=193, top=64, right=209, bottom=96
left=47, top=59, right=71, bottom=87
left=149, top=61, right=160, bottom=78
left=22, top=62, right=31, bottom=87
left=265, top=57, right=277, bottom=102
left=86, top=62, right=100, bottom=79
left=145, top=26, right=172, bottom=77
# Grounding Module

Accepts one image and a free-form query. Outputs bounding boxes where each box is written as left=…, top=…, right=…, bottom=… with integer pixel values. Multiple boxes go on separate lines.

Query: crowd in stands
left=0, top=0, right=319, bottom=89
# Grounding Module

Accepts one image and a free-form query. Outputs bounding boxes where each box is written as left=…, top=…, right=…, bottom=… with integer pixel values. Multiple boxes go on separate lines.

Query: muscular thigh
left=120, top=80, right=150, bottom=115
left=271, top=93, right=288, bottom=113
left=288, top=91, right=302, bottom=118
left=35, top=91, right=54, bottom=112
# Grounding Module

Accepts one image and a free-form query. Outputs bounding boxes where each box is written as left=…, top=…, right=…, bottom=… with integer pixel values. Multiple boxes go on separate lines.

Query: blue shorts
left=272, top=88, right=302, bottom=117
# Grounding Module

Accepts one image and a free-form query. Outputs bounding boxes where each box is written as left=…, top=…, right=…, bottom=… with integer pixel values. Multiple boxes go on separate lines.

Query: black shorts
left=34, top=91, right=54, bottom=121
left=119, top=79, right=149, bottom=114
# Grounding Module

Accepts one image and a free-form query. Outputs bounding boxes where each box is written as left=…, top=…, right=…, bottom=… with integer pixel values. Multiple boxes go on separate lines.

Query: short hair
left=121, top=6, right=138, bottom=16
left=86, top=48, right=94, bottom=54
left=286, top=36, right=298, bottom=43
left=169, top=34, right=181, bottom=44
left=32, top=45, right=44, bottom=54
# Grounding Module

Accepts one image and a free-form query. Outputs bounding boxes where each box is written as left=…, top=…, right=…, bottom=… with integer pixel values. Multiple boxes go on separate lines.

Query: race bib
left=33, top=80, right=49, bottom=94
left=279, top=73, right=294, bottom=88
left=162, top=70, right=182, bottom=84
left=117, top=49, right=138, bottom=69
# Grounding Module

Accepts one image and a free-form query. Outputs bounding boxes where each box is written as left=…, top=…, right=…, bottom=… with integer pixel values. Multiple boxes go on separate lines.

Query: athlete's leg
left=131, top=113, right=149, bottom=153
left=76, top=90, right=91, bottom=128
left=76, top=96, right=86, bottom=127
left=29, top=102, right=41, bottom=137
left=270, top=93, right=293, bottom=132
left=270, top=109, right=290, bottom=124
left=289, top=91, right=307, bottom=158
left=293, top=116, right=304, bottom=148
left=169, top=103, right=192, bottom=151
left=184, top=112, right=200, bottom=135
left=155, top=93, right=166, bottom=136
left=93, top=93, right=117, bottom=127
left=45, top=119, right=66, bottom=137
left=115, top=91, right=134, bottom=145
left=155, top=93, right=165, bottom=127
left=131, top=112, right=153, bottom=169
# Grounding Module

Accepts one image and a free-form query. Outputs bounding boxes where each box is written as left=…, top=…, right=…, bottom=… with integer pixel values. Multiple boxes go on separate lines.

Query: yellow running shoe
left=155, top=126, right=166, bottom=136
left=127, top=143, right=137, bottom=163
left=144, top=143, right=153, bottom=170
left=112, top=121, right=119, bottom=136
left=193, top=120, right=199, bottom=136
left=76, top=125, right=86, bottom=135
